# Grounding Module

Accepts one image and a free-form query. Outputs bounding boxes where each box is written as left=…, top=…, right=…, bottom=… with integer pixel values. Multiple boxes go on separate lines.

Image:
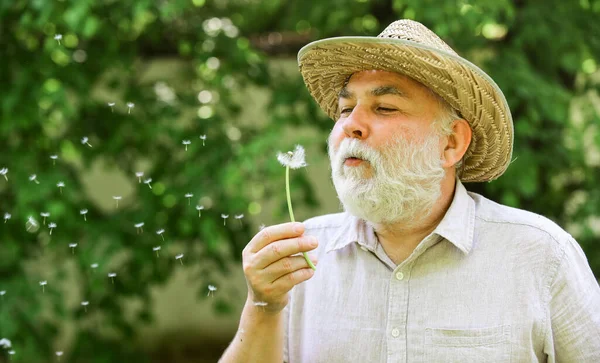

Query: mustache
left=329, top=138, right=380, bottom=164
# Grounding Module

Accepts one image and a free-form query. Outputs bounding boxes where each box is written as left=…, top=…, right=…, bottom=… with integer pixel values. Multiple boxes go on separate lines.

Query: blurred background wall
left=1, top=0, right=599, bottom=362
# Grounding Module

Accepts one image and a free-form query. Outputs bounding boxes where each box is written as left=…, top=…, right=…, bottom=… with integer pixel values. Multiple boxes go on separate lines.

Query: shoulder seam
left=475, top=215, right=564, bottom=246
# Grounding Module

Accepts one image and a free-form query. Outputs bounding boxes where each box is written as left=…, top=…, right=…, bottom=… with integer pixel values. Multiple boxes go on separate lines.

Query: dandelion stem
left=285, top=165, right=316, bottom=271
left=179, top=259, right=183, bottom=265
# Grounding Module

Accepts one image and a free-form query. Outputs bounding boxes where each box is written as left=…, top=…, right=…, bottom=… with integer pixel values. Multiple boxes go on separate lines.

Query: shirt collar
left=325, top=177, right=476, bottom=255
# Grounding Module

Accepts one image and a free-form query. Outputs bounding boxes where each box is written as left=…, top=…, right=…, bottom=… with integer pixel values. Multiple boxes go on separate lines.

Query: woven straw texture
left=298, top=20, right=514, bottom=183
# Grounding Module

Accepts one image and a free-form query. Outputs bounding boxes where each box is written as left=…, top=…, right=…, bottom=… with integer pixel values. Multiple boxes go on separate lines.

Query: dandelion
left=0, top=291, right=6, bottom=299
left=108, top=102, right=116, bottom=112
left=54, top=34, right=62, bottom=45
left=126, top=102, right=135, bottom=114
left=57, top=181, right=65, bottom=194
left=175, top=253, right=184, bottom=265
left=68, top=243, right=77, bottom=254
left=199, top=134, right=207, bottom=146
left=0, top=167, right=7, bottom=181
left=135, top=171, right=144, bottom=183
left=50, top=155, right=58, bottom=165
left=276, top=145, right=315, bottom=271
left=8, top=350, right=15, bottom=357
left=135, top=222, right=144, bottom=234
left=29, top=174, right=40, bottom=184
left=80, top=209, right=88, bottom=221
left=26, top=216, right=40, bottom=233
left=207, top=284, right=217, bottom=297
left=40, top=212, right=50, bottom=225
left=81, top=301, right=89, bottom=313
left=152, top=246, right=161, bottom=257
left=156, top=229, right=165, bottom=241
left=108, top=272, right=117, bottom=284
left=235, top=214, right=244, bottom=225
left=90, top=263, right=99, bottom=269
left=81, top=136, right=92, bottom=147
left=3, top=213, right=10, bottom=223
left=39, top=280, right=48, bottom=293
left=48, top=222, right=57, bottom=235
left=182, top=140, right=191, bottom=151
left=112, top=196, right=122, bottom=208
left=259, top=223, right=266, bottom=231
left=196, top=205, right=204, bottom=217
left=56, top=351, right=64, bottom=360
left=220, top=214, right=229, bottom=226
left=0, top=338, right=11, bottom=349
left=185, top=193, right=193, bottom=205
left=144, top=178, right=153, bottom=189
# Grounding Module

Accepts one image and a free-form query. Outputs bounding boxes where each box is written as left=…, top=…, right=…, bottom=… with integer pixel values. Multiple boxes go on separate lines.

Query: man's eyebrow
left=338, top=85, right=407, bottom=99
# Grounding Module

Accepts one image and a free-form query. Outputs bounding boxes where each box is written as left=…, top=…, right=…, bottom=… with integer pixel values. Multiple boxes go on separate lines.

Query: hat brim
left=298, top=36, right=514, bottom=183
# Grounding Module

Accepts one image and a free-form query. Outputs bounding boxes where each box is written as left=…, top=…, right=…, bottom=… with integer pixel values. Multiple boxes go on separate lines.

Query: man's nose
left=341, top=105, right=369, bottom=140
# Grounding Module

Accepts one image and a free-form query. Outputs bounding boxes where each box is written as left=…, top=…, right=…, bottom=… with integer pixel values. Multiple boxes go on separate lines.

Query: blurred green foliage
left=1, top=0, right=599, bottom=361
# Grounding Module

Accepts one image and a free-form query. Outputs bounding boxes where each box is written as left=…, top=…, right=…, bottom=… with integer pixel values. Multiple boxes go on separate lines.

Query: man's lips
left=344, top=157, right=364, bottom=166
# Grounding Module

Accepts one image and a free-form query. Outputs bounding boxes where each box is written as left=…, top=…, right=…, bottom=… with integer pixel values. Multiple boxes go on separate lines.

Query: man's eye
left=378, top=107, right=396, bottom=112
left=340, top=108, right=353, bottom=114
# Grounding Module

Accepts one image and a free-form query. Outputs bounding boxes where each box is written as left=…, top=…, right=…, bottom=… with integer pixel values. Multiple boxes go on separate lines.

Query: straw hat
left=298, top=19, right=514, bottom=183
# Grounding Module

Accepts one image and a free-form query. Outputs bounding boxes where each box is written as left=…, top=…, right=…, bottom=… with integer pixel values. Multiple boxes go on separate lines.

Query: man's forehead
left=339, top=70, right=429, bottom=99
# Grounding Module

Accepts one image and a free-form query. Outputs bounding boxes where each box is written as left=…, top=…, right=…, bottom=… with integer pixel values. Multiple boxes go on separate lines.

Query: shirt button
left=391, top=328, right=400, bottom=337
left=360, top=246, right=369, bottom=252
left=395, top=272, right=404, bottom=280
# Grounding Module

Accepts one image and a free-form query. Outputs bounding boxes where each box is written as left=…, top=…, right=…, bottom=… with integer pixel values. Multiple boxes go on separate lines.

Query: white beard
left=328, top=131, right=446, bottom=227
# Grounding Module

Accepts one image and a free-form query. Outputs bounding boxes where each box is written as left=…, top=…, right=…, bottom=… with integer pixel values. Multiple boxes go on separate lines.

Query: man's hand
left=242, top=222, right=318, bottom=314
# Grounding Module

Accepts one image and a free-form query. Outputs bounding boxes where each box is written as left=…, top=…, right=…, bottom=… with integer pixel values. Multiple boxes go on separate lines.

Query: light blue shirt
left=284, top=179, right=600, bottom=362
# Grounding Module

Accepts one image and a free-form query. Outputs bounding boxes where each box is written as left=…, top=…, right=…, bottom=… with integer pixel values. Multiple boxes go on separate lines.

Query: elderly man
left=220, top=20, right=600, bottom=363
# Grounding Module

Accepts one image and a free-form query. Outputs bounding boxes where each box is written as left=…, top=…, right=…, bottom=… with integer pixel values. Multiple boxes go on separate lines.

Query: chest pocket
left=423, top=324, right=512, bottom=363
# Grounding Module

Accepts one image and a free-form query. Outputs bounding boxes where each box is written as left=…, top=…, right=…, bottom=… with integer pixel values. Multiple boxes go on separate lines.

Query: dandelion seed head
left=221, top=214, right=229, bottom=218
left=235, top=214, right=244, bottom=219
left=135, top=172, right=144, bottom=177
left=108, top=273, right=117, bottom=278
left=69, top=243, right=77, bottom=248
left=91, top=263, right=99, bottom=269
left=8, top=350, right=15, bottom=355
left=81, top=136, right=89, bottom=144
left=48, top=222, right=57, bottom=228
left=112, top=196, right=122, bottom=200
left=80, top=209, right=88, bottom=215
left=81, top=301, right=89, bottom=306
left=3, top=213, right=11, bottom=220
left=0, top=168, right=7, bottom=175
left=185, top=193, right=193, bottom=198
left=0, top=291, right=6, bottom=296
left=50, top=155, right=58, bottom=160
left=156, top=229, right=165, bottom=235
left=153, top=246, right=161, bottom=251
left=208, top=285, right=217, bottom=291
left=0, top=338, right=11, bottom=348
left=182, top=140, right=191, bottom=145
left=57, top=181, right=65, bottom=187
left=135, top=222, right=144, bottom=228
left=259, top=224, right=266, bottom=230
left=127, top=102, right=135, bottom=108
left=54, top=34, right=62, bottom=40
left=108, top=102, right=115, bottom=107
left=41, top=212, right=50, bottom=218
left=39, top=281, right=47, bottom=286
left=144, top=178, right=152, bottom=184
left=29, top=174, right=38, bottom=181
left=56, top=351, right=64, bottom=357
left=199, top=135, right=207, bottom=140
left=195, top=205, right=204, bottom=210
left=175, top=253, right=184, bottom=260
left=277, top=145, right=307, bottom=169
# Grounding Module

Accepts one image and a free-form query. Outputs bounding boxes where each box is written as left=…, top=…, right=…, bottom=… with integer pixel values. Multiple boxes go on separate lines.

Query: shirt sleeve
left=548, top=235, right=600, bottom=362
left=283, top=301, right=290, bottom=363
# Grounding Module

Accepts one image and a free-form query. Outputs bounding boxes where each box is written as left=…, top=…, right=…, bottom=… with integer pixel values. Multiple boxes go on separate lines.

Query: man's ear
left=442, top=119, right=472, bottom=168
